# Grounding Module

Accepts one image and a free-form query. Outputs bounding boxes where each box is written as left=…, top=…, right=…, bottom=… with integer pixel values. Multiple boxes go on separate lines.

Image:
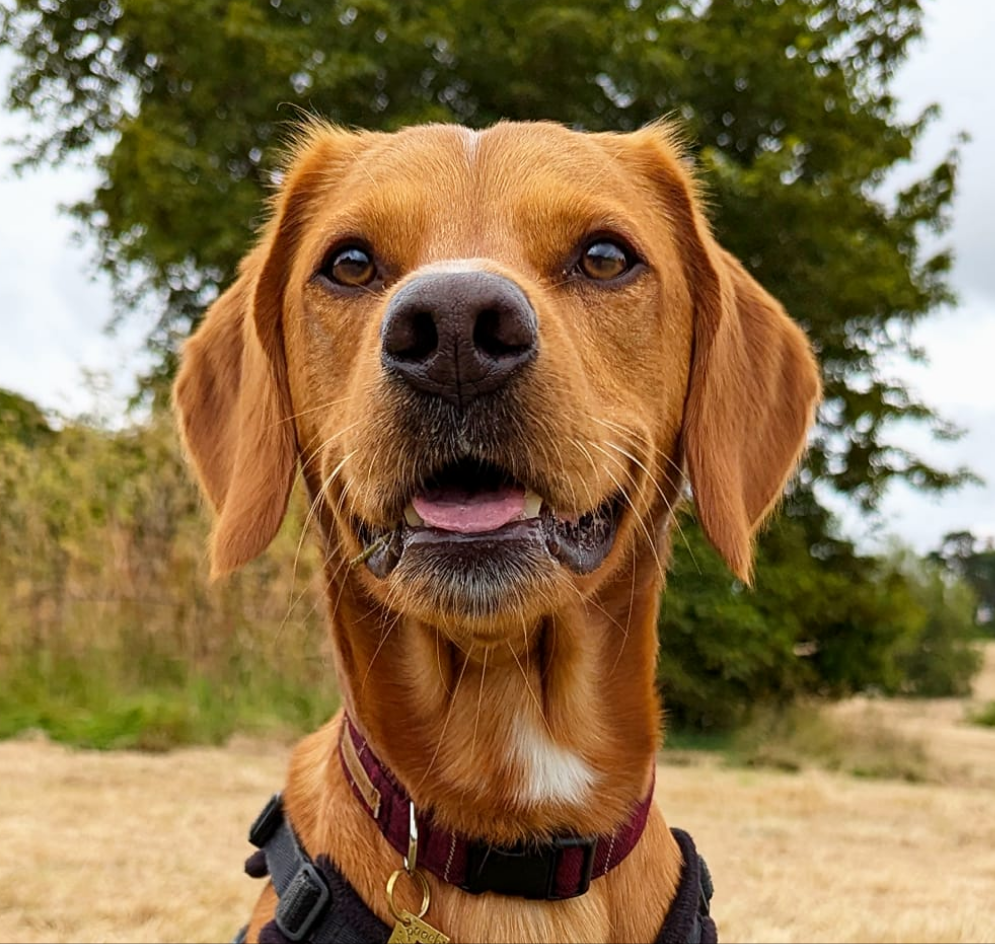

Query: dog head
left=174, top=121, right=820, bottom=649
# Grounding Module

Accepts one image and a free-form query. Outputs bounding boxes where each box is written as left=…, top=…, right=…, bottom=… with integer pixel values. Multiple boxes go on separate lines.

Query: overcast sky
left=1, top=1, right=993, bottom=554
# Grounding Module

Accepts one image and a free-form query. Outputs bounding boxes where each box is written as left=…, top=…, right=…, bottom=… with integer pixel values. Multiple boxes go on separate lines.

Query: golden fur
left=174, top=120, right=821, bottom=943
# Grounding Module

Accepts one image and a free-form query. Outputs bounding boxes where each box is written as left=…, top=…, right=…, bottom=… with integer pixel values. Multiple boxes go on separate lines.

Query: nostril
left=473, top=307, right=535, bottom=360
left=385, top=309, right=439, bottom=361
left=404, top=310, right=438, bottom=360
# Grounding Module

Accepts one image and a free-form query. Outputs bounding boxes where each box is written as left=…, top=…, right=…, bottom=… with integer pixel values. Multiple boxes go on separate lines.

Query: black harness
left=236, top=794, right=716, bottom=944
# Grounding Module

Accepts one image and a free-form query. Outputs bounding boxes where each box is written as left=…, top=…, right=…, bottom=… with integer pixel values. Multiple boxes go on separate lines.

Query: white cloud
left=870, top=0, right=995, bottom=549
left=0, top=51, right=150, bottom=419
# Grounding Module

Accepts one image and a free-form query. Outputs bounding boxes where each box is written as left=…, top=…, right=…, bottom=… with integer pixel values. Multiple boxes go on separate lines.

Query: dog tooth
left=523, top=489, right=543, bottom=519
left=404, top=503, right=424, bottom=527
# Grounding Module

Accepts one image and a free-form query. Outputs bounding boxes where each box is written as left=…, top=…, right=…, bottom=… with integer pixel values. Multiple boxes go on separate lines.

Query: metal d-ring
left=386, top=866, right=431, bottom=922
left=404, top=799, right=419, bottom=875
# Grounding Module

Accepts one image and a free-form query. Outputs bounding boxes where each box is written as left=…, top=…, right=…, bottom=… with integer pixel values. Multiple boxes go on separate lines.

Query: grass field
left=2, top=646, right=994, bottom=944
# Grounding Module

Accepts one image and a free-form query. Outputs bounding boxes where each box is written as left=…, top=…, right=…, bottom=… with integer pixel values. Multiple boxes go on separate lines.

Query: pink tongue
left=412, top=486, right=526, bottom=534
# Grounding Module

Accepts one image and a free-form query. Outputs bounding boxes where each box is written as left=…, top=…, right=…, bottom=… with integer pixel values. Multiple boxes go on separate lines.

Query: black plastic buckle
left=275, top=861, right=331, bottom=942
left=248, top=792, right=284, bottom=849
left=461, top=835, right=597, bottom=900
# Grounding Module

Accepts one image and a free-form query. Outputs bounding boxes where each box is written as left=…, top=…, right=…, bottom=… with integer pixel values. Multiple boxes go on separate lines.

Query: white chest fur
left=509, top=716, right=597, bottom=806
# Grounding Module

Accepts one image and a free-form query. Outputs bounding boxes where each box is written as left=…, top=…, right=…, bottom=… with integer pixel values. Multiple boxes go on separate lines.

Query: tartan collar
left=338, top=713, right=654, bottom=901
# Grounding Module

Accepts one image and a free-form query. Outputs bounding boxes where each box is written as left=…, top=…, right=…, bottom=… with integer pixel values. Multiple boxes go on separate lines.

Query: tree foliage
left=0, top=389, right=54, bottom=446
left=1, top=0, right=970, bottom=504
left=658, top=513, right=981, bottom=729
left=890, top=550, right=981, bottom=697
left=930, top=531, right=995, bottom=631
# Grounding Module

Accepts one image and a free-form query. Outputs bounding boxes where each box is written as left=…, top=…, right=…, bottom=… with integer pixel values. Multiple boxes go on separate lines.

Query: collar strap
left=241, top=794, right=716, bottom=943
left=338, top=713, right=654, bottom=901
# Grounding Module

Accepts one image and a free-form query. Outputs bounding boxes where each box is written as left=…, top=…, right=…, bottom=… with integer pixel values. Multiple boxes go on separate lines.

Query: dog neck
left=322, top=540, right=666, bottom=847
left=337, top=710, right=656, bottom=900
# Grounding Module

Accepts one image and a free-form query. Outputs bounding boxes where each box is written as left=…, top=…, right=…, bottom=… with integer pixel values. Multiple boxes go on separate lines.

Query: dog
left=174, top=119, right=820, bottom=944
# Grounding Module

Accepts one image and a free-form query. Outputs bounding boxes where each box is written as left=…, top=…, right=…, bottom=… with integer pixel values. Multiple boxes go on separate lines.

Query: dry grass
left=824, top=641, right=995, bottom=791
left=1, top=741, right=993, bottom=942
left=658, top=757, right=995, bottom=943
left=3, top=647, right=994, bottom=944
left=0, top=734, right=286, bottom=944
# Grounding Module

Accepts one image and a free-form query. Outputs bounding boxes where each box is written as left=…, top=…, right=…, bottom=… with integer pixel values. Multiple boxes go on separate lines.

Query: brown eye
left=579, top=240, right=632, bottom=281
left=325, top=246, right=377, bottom=287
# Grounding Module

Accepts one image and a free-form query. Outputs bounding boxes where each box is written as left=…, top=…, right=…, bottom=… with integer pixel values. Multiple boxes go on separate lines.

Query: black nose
left=380, top=271, right=538, bottom=405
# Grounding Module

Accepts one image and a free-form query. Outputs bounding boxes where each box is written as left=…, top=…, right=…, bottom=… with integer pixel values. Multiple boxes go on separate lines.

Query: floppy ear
left=683, top=242, right=821, bottom=582
left=632, top=126, right=821, bottom=581
left=173, top=234, right=298, bottom=577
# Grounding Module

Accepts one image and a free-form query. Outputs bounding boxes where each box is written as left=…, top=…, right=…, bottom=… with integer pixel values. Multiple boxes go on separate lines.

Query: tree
left=0, top=389, right=54, bottom=446
left=658, top=515, right=982, bottom=729
left=1, top=0, right=970, bottom=507
left=931, top=531, right=995, bottom=629
left=660, top=509, right=905, bottom=730
left=889, top=548, right=981, bottom=696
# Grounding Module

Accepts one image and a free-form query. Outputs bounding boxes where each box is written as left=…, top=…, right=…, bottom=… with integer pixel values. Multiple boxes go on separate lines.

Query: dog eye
left=579, top=240, right=633, bottom=281
left=324, top=246, right=378, bottom=287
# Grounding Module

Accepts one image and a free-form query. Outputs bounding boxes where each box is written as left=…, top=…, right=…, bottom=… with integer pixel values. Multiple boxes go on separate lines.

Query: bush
left=889, top=551, right=982, bottom=697
left=0, top=404, right=337, bottom=749
left=730, top=703, right=931, bottom=783
left=657, top=506, right=982, bottom=732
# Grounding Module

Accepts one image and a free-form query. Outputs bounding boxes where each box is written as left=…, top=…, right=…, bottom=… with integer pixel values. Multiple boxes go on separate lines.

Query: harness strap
left=655, top=828, right=717, bottom=944
left=238, top=793, right=389, bottom=944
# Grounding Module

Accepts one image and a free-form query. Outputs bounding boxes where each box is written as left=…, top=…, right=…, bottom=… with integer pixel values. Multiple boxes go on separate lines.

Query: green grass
left=967, top=700, right=995, bottom=728
left=0, top=645, right=338, bottom=751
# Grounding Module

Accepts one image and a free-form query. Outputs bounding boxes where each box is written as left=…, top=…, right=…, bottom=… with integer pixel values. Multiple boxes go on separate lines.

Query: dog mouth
left=354, top=458, right=621, bottom=580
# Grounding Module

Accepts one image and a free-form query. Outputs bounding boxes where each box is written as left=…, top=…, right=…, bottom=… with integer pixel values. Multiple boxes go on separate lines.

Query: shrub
left=0, top=405, right=337, bottom=749
left=658, top=509, right=982, bottom=732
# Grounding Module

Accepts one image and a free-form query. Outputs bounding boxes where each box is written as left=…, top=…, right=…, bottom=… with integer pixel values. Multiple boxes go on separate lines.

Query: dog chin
left=387, top=537, right=563, bottom=635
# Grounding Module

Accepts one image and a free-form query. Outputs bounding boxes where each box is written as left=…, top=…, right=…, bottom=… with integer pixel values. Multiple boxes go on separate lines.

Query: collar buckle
left=460, top=834, right=597, bottom=900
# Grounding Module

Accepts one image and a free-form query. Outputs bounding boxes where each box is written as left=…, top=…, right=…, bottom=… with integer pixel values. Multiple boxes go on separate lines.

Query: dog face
left=174, top=121, right=820, bottom=648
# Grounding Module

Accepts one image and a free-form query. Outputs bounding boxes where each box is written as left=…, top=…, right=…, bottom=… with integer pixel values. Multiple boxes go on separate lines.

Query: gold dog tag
left=387, top=912, right=451, bottom=944
left=386, top=868, right=450, bottom=944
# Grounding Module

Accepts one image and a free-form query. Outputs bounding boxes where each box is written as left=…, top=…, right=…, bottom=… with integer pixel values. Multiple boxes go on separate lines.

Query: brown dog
left=174, top=120, right=820, bottom=944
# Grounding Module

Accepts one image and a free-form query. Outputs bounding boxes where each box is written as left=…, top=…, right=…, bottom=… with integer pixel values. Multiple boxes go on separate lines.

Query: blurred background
left=0, top=2, right=993, bottom=940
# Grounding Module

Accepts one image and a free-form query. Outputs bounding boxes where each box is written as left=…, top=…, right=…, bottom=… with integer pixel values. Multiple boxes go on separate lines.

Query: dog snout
left=380, top=271, right=538, bottom=406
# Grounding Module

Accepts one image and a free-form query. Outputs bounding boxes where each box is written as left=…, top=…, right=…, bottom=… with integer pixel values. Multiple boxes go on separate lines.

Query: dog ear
left=173, top=124, right=357, bottom=577
left=629, top=126, right=821, bottom=582
left=683, top=243, right=821, bottom=582
left=173, top=238, right=296, bottom=577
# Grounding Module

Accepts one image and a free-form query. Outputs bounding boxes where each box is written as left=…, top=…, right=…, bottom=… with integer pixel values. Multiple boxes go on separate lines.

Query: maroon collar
left=338, top=713, right=653, bottom=901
